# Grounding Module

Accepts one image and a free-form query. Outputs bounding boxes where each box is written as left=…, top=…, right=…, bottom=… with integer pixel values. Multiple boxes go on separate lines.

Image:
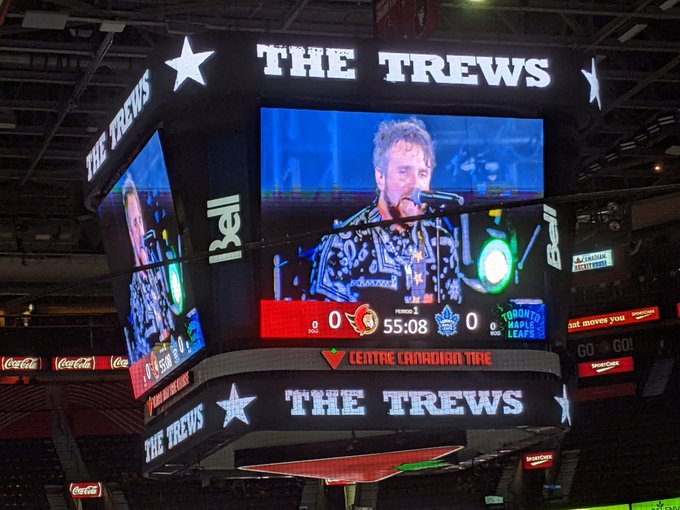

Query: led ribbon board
left=84, top=34, right=592, bottom=198
left=142, top=372, right=570, bottom=474
left=568, top=306, right=660, bottom=334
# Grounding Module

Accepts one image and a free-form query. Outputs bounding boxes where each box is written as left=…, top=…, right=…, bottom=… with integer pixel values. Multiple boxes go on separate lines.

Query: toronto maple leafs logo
left=345, top=304, right=379, bottom=336
left=435, top=305, right=460, bottom=337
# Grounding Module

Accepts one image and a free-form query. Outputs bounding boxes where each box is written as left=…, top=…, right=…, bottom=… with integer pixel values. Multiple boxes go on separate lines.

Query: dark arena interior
left=1, top=1, right=680, bottom=509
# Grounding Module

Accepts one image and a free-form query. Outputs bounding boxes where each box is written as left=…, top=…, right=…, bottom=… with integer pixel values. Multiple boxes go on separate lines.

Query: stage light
left=168, top=263, right=184, bottom=314
left=619, top=140, right=637, bottom=151
left=478, top=239, right=513, bottom=294
left=653, top=162, right=664, bottom=173
left=604, top=152, right=619, bottom=162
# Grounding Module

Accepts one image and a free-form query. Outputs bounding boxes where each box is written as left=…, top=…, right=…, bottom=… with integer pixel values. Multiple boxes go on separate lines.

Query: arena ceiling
left=0, top=0, right=679, bottom=306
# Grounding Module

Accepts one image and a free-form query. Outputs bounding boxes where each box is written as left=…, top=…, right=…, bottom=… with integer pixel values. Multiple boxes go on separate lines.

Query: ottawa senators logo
left=345, top=304, right=379, bottom=336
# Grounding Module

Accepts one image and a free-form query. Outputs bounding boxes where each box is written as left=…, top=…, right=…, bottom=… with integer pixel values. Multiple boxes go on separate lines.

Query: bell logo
left=543, top=204, right=561, bottom=270
left=207, top=194, right=243, bottom=264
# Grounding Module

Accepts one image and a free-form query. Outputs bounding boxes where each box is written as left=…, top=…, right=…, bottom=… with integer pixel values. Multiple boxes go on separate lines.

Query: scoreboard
left=82, top=32, right=592, bottom=479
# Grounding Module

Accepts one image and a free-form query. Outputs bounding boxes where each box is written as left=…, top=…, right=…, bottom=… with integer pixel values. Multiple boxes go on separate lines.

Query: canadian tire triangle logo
left=321, top=349, right=345, bottom=370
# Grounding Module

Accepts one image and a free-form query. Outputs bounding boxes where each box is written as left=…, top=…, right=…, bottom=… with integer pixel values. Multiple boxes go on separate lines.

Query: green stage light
left=168, top=263, right=184, bottom=314
left=478, top=238, right=513, bottom=294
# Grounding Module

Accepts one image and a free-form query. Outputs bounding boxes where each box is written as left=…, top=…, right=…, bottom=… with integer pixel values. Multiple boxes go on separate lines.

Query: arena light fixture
left=633, top=133, right=648, bottom=144
left=656, top=113, right=676, bottom=126
left=22, top=10, right=68, bottom=29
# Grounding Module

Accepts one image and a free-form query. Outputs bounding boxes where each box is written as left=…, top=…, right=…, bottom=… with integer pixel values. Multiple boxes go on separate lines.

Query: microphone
left=412, top=188, right=464, bottom=207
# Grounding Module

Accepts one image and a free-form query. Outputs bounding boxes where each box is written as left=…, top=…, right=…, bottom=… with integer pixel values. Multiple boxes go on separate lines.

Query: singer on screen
left=122, top=174, right=175, bottom=363
left=310, top=118, right=463, bottom=304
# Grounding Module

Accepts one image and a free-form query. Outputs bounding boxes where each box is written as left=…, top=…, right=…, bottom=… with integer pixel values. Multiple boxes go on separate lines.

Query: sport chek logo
left=522, top=452, right=555, bottom=470
left=577, top=356, right=634, bottom=378
left=345, top=304, right=379, bottom=336
left=592, top=360, right=620, bottom=373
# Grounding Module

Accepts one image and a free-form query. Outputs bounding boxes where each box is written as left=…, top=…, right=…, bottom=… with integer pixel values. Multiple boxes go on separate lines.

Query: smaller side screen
left=98, top=132, right=206, bottom=398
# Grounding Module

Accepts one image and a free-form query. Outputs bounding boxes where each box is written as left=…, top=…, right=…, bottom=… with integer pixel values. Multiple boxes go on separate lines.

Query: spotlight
left=653, top=162, right=664, bottom=173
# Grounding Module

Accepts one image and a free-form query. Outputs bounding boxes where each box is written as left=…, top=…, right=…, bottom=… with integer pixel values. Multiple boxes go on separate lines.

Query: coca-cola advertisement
left=49, top=355, right=129, bottom=371
left=53, top=356, right=96, bottom=371
left=107, top=355, right=129, bottom=370
left=0, top=356, right=44, bottom=371
left=69, top=482, right=103, bottom=499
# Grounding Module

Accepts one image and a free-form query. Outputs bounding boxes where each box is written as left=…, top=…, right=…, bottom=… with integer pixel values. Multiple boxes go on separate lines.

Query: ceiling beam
left=0, top=69, right=128, bottom=87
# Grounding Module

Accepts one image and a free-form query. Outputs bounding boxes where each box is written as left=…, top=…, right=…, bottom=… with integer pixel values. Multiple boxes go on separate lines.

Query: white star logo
left=581, top=57, right=602, bottom=110
left=554, top=384, right=572, bottom=426
left=164, top=36, right=215, bottom=92
left=216, top=383, right=256, bottom=428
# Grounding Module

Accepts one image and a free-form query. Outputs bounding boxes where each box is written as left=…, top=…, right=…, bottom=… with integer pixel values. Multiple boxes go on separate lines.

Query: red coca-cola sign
left=522, top=452, right=555, bottom=470
left=69, top=482, right=103, bottom=498
left=53, top=356, right=95, bottom=371
left=50, top=355, right=129, bottom=371
left=93, top=355, right=129, bottom=370
left=109, top=355, right=129, bottom=369
left=1, top=356, right=44, bottom=371
left=577, top=356, right=634, bottom=378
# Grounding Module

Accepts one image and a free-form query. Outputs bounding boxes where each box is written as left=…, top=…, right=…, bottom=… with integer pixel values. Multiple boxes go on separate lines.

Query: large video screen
left=260, top=108, right=553, bottom=343
left=98, top=132, right=206, bottom=398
